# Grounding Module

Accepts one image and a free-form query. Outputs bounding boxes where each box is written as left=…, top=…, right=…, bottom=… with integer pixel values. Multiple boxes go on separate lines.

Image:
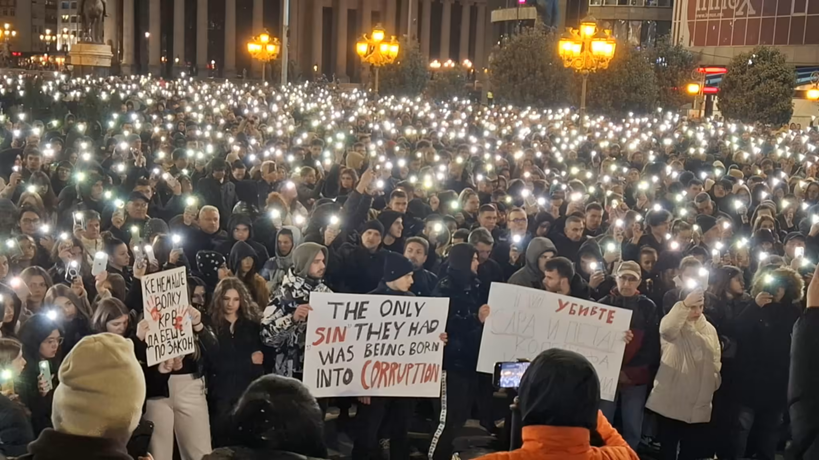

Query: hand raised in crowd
left=755, top=291, right=774, bottom=307
left=293, top=304, right=313, bottom=322
left=136, top=319, right=150, bottom=342
left=588, top=270, right=606, bottom=289
left=39, top=235, right=55, bottom=253
left=70, top=275, right=86, bottom=299
left=251, top=351, right=264, bottom=365
left=624, top=330, right=634, bottom=344
left=37, top=374, right=50, bottom=397
left=478, top=304, right=491, bottom=324
left=439, top=333, right=448, bottom=344
left=683, top=288, right=704, bottom=308
left=185, top=305, right=204, bottom=332
left=630, top=223, right=643, bottom=245
left=157, top=359, right=175, bottom=374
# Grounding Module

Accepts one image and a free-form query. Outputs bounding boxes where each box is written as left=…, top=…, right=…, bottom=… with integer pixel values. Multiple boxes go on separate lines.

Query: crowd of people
left=0, top=72, right=815, bottom=460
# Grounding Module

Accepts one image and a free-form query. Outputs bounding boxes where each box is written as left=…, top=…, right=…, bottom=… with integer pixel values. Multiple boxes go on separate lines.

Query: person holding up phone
left=16, top=313, right=62, bottom=435
left=0, top=337, right=34, bottom=456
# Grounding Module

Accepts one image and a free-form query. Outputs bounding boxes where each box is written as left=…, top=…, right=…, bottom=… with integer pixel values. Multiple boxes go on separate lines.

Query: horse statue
left=78, top=0, right=106, bottom=43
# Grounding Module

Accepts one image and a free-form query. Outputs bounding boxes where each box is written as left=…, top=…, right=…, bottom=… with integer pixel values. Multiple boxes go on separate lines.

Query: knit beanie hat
left=291, top=242, right=327, bottom=278
left=377, top=210, right=403, bottom=234
left=52, top=334, right=145, bottom=441
left=383, top=251, right=414, bottom=282
left=360, top=219, right=384, bottom=236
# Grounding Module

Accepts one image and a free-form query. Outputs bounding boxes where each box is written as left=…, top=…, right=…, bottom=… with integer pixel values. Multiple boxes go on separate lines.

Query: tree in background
left=581, top=43, right=658, bottom=115
left=378, top=39, right=429, bottom=98
left=488, top=26, right=572, bottom=107
left=650, top=38, right=696, bottom=110
left=426, top=65, right=469, bottom=101
left=718, top=46, right=796, bottom=126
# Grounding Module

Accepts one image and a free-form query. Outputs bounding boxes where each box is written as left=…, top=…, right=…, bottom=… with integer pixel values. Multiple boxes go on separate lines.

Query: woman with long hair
left=18, top=266, right=53, bottom=318
left=102, top=233, right=133, bottom=293
left=27, top=171, right=57, bottom=219
left=90, top=298, right=131, bottom=336
left=228, top=241, right=269, bottom=307
left=43, top=284, right=91, bottom=357
left=16, top=314, right=62, bottom=435
left=206, top=277, right=264, bottom=448
left=0, top=338, right=33, bottom=456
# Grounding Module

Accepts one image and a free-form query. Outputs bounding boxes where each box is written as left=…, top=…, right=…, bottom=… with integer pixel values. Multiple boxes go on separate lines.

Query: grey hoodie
left=507, top=237, right=557, bottom=289
left=262, top=226, right=303, bottom=291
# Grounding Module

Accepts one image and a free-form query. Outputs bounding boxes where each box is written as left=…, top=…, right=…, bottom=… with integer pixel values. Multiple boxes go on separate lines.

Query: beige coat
left=646, top=301, right=721, bottom=424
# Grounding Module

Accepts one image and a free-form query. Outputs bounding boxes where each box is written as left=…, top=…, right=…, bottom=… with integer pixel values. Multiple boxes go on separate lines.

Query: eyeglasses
left=43, top=337, right=63, bottom=346
left=21, top=218, right=40, bottom=225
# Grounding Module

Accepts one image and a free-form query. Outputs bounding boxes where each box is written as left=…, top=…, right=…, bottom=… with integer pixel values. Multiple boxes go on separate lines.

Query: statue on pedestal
left=78, top=0, right=106, bottom=43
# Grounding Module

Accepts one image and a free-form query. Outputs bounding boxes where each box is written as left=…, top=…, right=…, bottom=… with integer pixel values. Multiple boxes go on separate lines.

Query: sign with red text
left=303, top=292, right=449, bottom=398
left=477, top=283, right=632, bottom=401
left=141, top=266, right=194, bottom=367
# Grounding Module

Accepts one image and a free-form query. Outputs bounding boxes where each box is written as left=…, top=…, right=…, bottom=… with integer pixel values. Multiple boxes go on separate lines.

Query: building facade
left=0, top=0, right=59, bottom=54
left=101, top=0, right=491, bottom=80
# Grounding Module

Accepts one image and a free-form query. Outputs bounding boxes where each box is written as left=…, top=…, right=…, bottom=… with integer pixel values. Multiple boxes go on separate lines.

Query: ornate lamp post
left=246, top=30, right=280, bottom=82
left=557, top=16, right=616, bottom=115
left=807, top=71, right=819, bottom=101
left=355, top=24, right=399, bottom=95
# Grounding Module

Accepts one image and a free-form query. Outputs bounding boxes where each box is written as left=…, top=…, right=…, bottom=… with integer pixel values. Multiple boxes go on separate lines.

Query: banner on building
left=141, top=266, right=194, bottom=367
left=477, top=283, right=633, bottom=401
left=303, top=292, right=449, bottom=398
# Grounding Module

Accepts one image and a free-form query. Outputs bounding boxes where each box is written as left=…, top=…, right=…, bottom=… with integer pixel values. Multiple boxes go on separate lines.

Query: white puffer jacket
left=646, top=301, right=721, bottom=424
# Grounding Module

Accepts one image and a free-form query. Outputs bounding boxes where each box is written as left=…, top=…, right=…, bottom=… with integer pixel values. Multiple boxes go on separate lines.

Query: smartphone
left=4, top=239, right=22, bottom=259
left=9, top=277, right=29, bottom=299
left=92, top=252, right=108, bottom=276
left=0, top=368, right=14, bottom=395
left=133, top=245, right=146, bottom=269
left=65, top=260, right=80, bottom=283
left=144, top=245, right=157, bottom=265
left=38, top=361, right=53, bottom=393
left=796, top=246, right=805, bottom=258
left=73, top=212, right=84, bottom=228
left=493, top=361, right=531, bottom=389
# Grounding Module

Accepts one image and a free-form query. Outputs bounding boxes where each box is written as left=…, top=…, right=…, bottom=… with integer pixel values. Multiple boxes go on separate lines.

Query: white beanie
left=52, top=333, right=146, bottom=440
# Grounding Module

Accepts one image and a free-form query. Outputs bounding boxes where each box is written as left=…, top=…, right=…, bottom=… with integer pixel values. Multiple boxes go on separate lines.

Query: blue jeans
left=600, top=384, right=648, bottom=450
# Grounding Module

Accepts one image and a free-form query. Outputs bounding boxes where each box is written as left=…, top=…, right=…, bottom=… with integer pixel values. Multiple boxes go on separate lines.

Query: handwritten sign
left=141, top=266, right=194, bottom=367
left=477, top=283, right=632, bottom=401
left=303, top=292, right=449, bottom=398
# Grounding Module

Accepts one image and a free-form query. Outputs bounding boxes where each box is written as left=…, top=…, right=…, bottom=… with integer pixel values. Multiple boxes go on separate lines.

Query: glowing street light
left=246, top=30, right=281, bottom=81
left=355, top=24, right=399, bottom=95
left=557, top=16, right=616, bottom=115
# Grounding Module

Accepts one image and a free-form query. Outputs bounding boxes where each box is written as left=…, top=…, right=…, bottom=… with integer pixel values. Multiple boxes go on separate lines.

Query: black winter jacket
left=597, top=291, right=660, bottom=386
left=0, top=392, right=33, bottom=456
left=788, top=308, right=819, bottom=460
left=433, top=271, right=484, bottom=372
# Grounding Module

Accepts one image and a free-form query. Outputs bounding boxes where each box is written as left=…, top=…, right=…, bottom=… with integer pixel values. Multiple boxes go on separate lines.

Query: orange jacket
left=477, top=411, right=639, bottom=460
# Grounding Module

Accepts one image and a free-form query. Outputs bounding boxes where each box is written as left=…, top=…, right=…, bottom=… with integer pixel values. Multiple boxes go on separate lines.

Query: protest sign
left=303, top=292, right=449, bottom=398
left=477, top=283, right=633, bottom=401
left=141, top=266, right=194, bottom=367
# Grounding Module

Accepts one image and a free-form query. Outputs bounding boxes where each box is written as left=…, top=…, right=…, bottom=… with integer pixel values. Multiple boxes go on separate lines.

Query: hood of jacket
left=574, top=239, right=605, bottom=281
left=276, top=226, right=303, bottom=261
left=229, top=240, right=261, bottom=276
left=228, top=214, right=255, bottom=241
left=750, top=266, right=804, bottom=302
left=524, top=237, right=556, bottom=277
left=291, top=242, right=327, bottom=279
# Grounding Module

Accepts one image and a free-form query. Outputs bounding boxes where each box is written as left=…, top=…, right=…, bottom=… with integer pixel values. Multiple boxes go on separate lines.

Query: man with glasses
left=597, top=260, right=661, bottom=451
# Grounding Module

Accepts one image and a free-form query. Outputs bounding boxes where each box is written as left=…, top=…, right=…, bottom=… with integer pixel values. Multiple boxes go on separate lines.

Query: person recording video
left=477, top=349, right=638, bottom=460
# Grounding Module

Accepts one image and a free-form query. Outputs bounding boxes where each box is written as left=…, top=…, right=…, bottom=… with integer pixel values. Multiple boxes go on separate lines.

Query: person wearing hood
left=261, top=226, right=303, bottom=292
left=216, top=214, right=270, bottom=263
left=330, top=220, right=388, bottom=294
left=429, top=243, right=491, bottom=460
left=353, top=251, right=418, bottom=460
left=204, top=375, right=328, bottom=460
left=260, top=242, right=332, bottom=379
left=377, top=209, right=405, bottom=253
left=476, top=349, right=639, bottom=460
left=597, top=261, right=660, bottom=450
left=15, top=334, right=146, bottom=460
left=731, top=266, right=802, bottom=460
left=195, top=251, right=230, bottom=293
left=403, top=236, right=438, bottom=297
left=229, top=241, right=270, bottom=308
left=59, top=172, right=106, bottom=231
left=508, top=237, right=556, bottom=289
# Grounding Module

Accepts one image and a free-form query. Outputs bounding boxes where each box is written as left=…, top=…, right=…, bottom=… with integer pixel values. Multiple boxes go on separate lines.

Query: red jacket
left=477, top=411, right=639, bottom=460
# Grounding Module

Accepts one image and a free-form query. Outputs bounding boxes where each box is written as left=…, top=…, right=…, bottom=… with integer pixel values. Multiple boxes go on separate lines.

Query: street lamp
left=557, top=16, right=616, bottom=115
left=0, top=23, right=16, bottom=43
left=355, top=24, right=400, bottom=95
left=59, top=28, right=76, bottom=53
left=40, top=29, right=54, bottom=66
left=246, top=30, right=280, bottom=81
left=807, top=71, right=819, bottom=101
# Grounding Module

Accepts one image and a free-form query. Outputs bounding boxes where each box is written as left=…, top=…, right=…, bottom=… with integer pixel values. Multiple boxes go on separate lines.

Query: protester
left=0, top=337, right=34, bottom=456
left=17, top=313, right=61, bottom=435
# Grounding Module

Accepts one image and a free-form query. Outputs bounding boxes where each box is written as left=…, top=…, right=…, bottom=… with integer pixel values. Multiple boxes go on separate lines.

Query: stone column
left=148, top=0, right=161, bottom=74
left=103, top=0, right=118, bottom=56
left=358, top=0, right=372, bottom=84
left=122, top=0, right=134, bottom=73
left=420, top=0, right=431, bottom=58
left=385, top=0, right=396, bottom=32
left=440, top=0, right=452, bottom=61
left=458, top=0, right=470, bottom=63
left=173, top=0, right=185, bottom=74
left=197, top=0, right=208, bottom=71
left=312, top=0, right=323, bottom=75
left=252, top=0, right=263, bottom=77
left=475, top=1, right=486, bottom=69
left=408, top=0, right=417, bottom=39
left=224, top=0, right=236, bottom=77
left=334, top=0, right=348, bottom=81
left=399, top=0, right=409, bottom=37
